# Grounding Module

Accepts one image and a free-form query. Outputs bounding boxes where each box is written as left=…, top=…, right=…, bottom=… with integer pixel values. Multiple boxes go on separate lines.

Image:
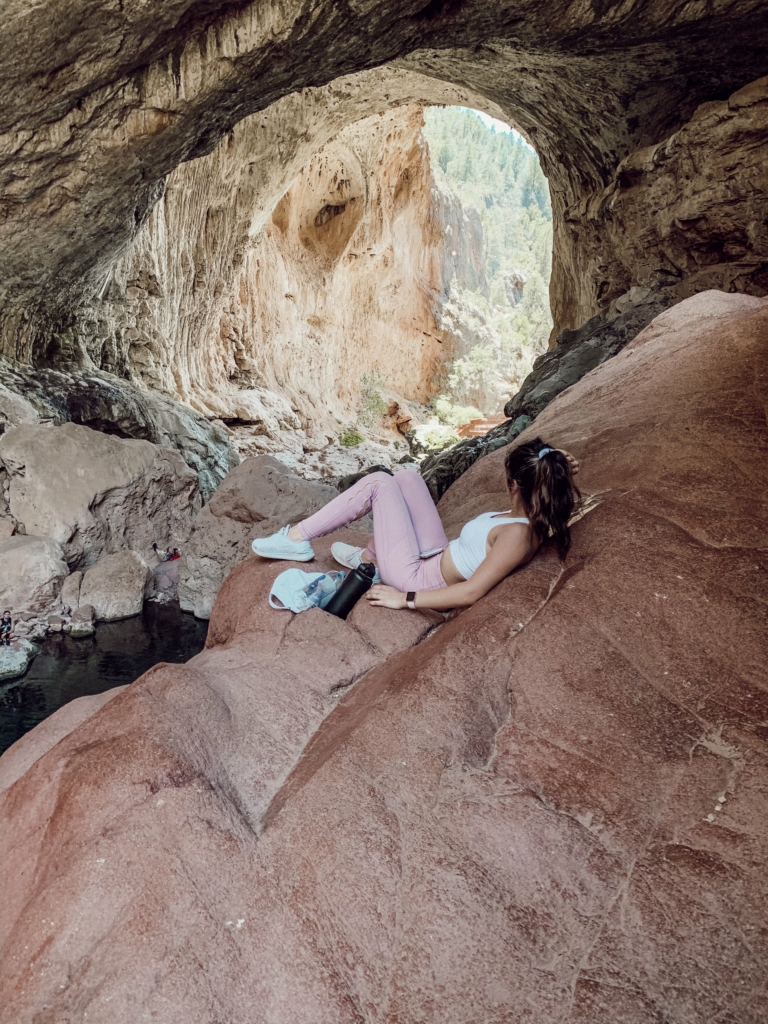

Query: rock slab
left=0, top=292, right=766, bottom=1022
left=0, top=534, right=68, bottom=614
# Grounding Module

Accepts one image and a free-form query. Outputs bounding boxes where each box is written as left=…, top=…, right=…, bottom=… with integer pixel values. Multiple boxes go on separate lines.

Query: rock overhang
left=3, top=0, right=768, bottom=358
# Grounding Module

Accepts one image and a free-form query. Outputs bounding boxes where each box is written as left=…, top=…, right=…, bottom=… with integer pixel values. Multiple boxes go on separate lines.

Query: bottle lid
left=358, top=562, right=377, bottom=579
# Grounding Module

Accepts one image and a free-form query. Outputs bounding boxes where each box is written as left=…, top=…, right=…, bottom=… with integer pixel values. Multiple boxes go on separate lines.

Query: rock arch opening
left=90, top=95, right=555, bottom=478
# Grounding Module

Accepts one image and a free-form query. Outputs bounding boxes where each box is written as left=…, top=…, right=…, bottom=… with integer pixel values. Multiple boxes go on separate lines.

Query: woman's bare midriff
left=439, top=545, right=466, bottom=586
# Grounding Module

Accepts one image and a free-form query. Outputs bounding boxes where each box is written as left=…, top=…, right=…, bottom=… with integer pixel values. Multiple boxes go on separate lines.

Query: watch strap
left=406, top=591, right=416, bottom=610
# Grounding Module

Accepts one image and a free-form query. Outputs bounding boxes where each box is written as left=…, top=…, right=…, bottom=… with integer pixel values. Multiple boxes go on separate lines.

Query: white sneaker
left=252, top=526, right=315, bottom=561
left=331, top=542, right=381, bottom=583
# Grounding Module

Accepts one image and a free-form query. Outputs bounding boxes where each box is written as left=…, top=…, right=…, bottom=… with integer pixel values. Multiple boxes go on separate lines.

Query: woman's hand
left=365, top=584, right=406, bottom=609
left=557, top=449, right=579, bottom=475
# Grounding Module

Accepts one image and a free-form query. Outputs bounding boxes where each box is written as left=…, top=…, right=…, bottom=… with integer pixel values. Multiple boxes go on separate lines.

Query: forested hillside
left=422, top=107, right=553, bottom=419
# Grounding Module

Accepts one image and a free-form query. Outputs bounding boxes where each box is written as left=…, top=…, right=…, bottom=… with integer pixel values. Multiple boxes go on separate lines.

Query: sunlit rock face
left=2, top=0, right=768, bottom=368
left=103, top=104, right=484, bottom=451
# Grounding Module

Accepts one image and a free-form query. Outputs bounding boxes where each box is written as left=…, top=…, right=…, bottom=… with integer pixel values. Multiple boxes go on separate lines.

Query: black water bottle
left=324, top=562, right=377, bottom=619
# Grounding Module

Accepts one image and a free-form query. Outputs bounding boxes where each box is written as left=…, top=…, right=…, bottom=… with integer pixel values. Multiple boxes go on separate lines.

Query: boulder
left=0, top=362, right=239, bottom=502
left=206, top=455, right=337, bottom=524
left=0, top=422, right=201, bottom=570
left=0, top=534, right=68, bottom=613
left=273, top=441, right=401, bottom=481
left=79, top=551, right=153, bottom=621
left=0, top=518, right=13, bottom=541
left=0, top=639, right=37, bottom=681
left=59, top=571, right=83, bottom=613
left=0, top=293, right=766, bottom=1023
left=63, top=619, right=95, bottom=638
left=179, top=456, right=336, bottom=619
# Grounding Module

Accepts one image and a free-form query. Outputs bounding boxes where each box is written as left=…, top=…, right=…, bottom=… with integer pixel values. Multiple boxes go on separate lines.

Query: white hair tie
left=538, top=447, right=554, bottom=458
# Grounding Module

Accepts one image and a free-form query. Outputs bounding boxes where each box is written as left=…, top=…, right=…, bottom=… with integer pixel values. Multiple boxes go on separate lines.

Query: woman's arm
left=365, top=525, right=531, bottom=611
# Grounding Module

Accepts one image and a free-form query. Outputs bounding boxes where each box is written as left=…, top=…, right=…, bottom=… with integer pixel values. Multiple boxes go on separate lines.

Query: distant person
left=0, top=610, right=12, bottom=646
left=252, top=438, right=580, bottom=612
left=152, top=543, right=181, bottom=562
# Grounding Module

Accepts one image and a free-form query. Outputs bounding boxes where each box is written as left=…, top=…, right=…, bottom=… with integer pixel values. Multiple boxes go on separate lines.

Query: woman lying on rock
left=252, top=438, right=580, bottom=611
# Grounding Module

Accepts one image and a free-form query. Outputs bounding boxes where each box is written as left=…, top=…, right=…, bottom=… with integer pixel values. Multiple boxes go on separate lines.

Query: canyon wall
left=105, top=104, right=485, bottom=454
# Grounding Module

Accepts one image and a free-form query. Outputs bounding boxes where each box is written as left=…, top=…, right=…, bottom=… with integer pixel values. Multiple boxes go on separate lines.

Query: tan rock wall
left=551, top=75, right=768, bottom=333
left=106, top=104, right=484, bottom=450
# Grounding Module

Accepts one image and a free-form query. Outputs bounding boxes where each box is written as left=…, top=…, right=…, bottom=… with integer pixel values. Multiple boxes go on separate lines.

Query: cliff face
left=101, top=104, right=484, bottom=452
left=2, top=293, right=766, bottom=1022
left=552, top=74, right=768, bottom=332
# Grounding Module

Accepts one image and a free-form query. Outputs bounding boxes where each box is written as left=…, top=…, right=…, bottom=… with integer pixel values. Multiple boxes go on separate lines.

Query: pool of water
left=0, top=603, right=208, bottom=757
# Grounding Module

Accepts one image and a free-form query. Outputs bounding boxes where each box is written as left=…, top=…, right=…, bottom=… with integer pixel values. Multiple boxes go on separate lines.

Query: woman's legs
left=296, top=472, right=446, bottom=591
left=391, top=469, right=448, bottom=556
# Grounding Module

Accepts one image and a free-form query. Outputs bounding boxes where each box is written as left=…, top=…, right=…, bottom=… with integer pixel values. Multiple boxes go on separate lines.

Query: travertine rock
left=79, top=551, right=153, bottom=621
left=0, top=640, right=38, bottom=682
left=2, top=1, right=767, bottom=366
left=0, top=535, right=68, bottom=614
left=63, top=620, right=95, bottom=638
left=59, top=571, right=83, bottom=614
left=104, top=105, right=482, bottom=453
left=0, top=422, right=201, bottom=569
left=0, top=360, right=239, bottom=501
left=0, top=292, right=765, bottom=1023
left=0, top=383, right=39, bottom=435
left=274, top=441, right=403, bottom=481
left=552, top=75, right=768, bottom=333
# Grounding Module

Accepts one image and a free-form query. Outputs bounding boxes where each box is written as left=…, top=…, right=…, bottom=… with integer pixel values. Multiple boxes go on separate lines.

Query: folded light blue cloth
left=268, top=568, right=346, bottom=613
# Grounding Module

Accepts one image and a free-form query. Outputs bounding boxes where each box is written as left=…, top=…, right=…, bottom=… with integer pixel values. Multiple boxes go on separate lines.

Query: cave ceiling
left=2, top=0, right=768, bottom=346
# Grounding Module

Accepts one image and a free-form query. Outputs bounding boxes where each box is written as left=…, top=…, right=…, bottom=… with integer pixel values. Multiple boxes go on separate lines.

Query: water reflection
left=0, top=603, right=208, bottom=756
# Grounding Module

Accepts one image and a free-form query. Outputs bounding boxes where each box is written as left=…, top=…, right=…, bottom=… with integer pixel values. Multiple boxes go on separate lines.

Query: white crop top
left=449, top=511, right=529, bottom=580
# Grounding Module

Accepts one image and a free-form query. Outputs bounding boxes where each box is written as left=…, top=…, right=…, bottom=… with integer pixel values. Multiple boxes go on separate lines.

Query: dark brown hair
left=504, top=437, right=581, bottom=559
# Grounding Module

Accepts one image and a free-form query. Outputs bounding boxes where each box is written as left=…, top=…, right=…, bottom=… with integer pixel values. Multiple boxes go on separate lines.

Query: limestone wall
left=0, top=70, right=498, bottom=473
left=100, top=105, right=484, bottom=451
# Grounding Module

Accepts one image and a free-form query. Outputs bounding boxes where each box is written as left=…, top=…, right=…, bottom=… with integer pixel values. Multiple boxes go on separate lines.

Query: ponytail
left=504, top=437, right=581, bottom=559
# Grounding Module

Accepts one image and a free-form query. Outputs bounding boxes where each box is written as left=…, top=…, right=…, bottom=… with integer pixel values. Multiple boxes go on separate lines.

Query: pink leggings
left=297, top=471, right=448, bottom=591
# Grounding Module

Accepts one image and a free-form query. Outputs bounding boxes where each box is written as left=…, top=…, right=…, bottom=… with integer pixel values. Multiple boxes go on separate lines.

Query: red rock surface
left=1, top=291, right=766, bottom=1023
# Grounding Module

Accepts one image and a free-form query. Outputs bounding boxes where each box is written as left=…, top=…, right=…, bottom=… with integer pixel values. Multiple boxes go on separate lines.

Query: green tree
left=422, top=106, right=554, bottom=415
